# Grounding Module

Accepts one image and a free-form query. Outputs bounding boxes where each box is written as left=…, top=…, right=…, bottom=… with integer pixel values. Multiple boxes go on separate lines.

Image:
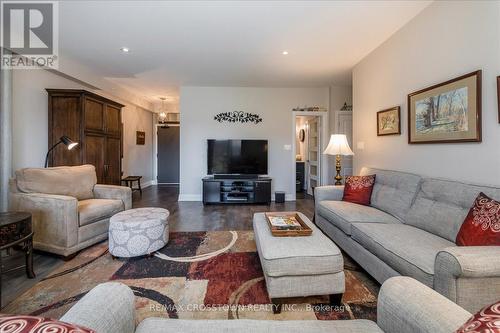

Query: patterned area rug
left=4, top=231, right=378, bottom=323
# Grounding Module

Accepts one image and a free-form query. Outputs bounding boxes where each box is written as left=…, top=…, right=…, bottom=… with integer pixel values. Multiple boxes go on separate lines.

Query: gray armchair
left=9, top=165, right=131, bottom=257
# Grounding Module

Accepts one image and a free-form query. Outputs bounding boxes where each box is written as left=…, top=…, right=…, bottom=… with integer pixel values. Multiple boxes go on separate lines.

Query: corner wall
left=353, top=0, right=500, bottom=185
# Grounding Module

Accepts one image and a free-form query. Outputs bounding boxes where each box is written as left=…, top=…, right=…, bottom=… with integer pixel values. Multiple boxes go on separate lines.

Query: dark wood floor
left=136, top=185, right=315, bottom=232
left=1, top=185, right=314, bottom=309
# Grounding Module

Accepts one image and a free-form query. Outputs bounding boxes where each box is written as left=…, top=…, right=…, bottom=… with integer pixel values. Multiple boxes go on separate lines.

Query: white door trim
left=291, top=111, right=329, bottom=201
left=153, top=123, right=180, bottom=185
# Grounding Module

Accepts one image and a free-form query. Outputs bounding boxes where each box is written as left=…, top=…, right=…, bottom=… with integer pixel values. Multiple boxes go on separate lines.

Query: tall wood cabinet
left=47, top=89, right=124, bottom=185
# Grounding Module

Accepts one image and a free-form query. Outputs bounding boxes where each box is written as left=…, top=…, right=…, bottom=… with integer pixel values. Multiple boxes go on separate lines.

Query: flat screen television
left=207, top=139, right=268, bottom=176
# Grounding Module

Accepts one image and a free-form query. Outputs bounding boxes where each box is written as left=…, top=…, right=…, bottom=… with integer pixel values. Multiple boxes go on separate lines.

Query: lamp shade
left=323, top=134, right=354, bottom=156
left=60, top=136, right=78, bottom=150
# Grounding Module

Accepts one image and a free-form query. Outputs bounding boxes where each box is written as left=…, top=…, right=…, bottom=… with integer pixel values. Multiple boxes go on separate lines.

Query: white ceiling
left=59, top=1, right=431, bottom=102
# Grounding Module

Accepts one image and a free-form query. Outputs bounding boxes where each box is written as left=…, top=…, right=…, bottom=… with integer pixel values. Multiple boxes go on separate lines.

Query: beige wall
left=12, top=69, right=154, bottom=184
left=353, top=0, right=500, bottom=185
left=121, top=105, right=154, bottom=183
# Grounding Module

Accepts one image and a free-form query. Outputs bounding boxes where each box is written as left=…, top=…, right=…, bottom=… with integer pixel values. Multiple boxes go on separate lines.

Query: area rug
left=4, top=231, right=378, bottom=323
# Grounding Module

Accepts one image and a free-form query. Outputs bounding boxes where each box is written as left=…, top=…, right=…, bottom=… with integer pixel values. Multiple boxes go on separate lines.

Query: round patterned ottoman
left=108, top=207, right=169, bottom=258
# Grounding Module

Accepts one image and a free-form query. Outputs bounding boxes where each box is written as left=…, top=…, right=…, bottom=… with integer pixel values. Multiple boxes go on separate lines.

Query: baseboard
left=142, top=180, right=154, bottom=188
left=178, top=194, right=203, bottom=201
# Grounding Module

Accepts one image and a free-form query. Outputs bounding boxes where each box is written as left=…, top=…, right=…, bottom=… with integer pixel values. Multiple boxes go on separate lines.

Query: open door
left=306, top=116, right=321, bottom=195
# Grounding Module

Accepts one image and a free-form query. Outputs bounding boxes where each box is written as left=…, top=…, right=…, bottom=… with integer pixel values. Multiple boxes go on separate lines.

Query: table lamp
left=323, top=134, right=354, bottom=185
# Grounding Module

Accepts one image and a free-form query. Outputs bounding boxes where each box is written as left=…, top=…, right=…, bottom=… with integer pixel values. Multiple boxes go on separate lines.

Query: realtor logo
left=1, top=1, right=58, bottom=69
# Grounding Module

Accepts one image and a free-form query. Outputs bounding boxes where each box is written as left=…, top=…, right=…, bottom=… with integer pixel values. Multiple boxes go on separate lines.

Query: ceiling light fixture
left=120, top=47, right=130, bottom=53
left=282, top=50, right=289, bottom=55
left=158, top=97, right=167, bottom=124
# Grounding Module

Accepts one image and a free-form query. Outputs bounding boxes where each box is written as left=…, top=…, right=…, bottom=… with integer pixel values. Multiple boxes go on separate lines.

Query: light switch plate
left=284, top=144, right=292, bottom=151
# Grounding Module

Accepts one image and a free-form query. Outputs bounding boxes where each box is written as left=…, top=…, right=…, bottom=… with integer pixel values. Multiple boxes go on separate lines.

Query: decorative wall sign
left=214, top=111, right=262, bottom=124
left=136, top=131, right=145, bottom=145
left=408, top=70, right=482, bottom=144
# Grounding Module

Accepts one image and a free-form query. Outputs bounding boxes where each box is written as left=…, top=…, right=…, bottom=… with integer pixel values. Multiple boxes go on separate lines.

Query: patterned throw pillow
left=456, top=192, right=500, bottom=246
left=342, top=175, right=376, bottom=206
left=0, top=315, right=95, bottom=333
left=455, top=300, right=500, bottom=333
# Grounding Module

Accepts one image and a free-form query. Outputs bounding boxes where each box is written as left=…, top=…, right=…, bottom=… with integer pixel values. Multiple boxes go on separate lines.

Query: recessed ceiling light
left=282, top=50, right=289, bottom=55
left=120, top=47, right=130, bottom=53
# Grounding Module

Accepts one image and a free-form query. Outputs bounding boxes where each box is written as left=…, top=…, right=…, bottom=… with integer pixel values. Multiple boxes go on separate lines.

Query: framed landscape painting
left=377, top=106, right=401, bottom=136
left=408, top=70, right=482, bottom=144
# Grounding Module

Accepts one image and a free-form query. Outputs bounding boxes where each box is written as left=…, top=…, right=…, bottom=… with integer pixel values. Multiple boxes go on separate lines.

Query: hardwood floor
left=136, top=185, right=315, bottom=232
left=1, top=185, right=314, bottom=309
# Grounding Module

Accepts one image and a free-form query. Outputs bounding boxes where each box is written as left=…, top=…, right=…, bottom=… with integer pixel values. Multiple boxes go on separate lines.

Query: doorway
left=156, top=125, right=180, bottom=184
left=293, top=111, right=329, bottom=198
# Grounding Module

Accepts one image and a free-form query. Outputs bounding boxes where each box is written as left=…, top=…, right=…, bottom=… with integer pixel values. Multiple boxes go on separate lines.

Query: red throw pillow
left=0, top=315, right=95, bottom=333
left=456, top=192, right=500, bottom=246
left=342, top=175, right=376, bottom=206
left=455, top=300, right=500, bottom=333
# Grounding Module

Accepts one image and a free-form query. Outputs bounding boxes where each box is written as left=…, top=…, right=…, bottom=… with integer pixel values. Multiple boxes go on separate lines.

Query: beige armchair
left=9, top=165, right=132, bottom=257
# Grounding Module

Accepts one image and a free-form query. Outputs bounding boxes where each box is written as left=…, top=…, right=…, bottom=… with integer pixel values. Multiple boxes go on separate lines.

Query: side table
left=121, top=176, right=143, bottom=196
left=0, top=212, right=35, bottom=308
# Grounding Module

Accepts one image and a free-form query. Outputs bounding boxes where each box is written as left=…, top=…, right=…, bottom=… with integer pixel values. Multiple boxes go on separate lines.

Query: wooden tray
left=265, top=212, right=313, bottom=237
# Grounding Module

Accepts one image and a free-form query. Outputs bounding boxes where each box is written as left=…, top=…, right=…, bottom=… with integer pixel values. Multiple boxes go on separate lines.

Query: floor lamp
left=323, top=134, right=354, bottom=185
left=44, top=136, right=79, bottom=168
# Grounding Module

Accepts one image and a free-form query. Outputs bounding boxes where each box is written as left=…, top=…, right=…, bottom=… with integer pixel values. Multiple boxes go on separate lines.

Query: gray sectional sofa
left=61, top=277, right=472, bottom=333
left=315, top=167, right=500, bottom=313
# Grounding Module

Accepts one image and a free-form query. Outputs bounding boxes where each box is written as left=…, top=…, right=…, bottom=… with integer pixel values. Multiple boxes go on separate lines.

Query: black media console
left=202, top=176, right=272, bottom=204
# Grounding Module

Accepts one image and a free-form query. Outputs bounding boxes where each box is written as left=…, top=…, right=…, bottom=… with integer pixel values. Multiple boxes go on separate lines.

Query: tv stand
left=202, top=176, right=272, bottom=205
left=213, top=174, right=258, bottom=180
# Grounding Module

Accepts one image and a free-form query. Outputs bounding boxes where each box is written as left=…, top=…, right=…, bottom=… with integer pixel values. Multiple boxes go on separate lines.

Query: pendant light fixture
left=158, top=97, right=167, bottom=124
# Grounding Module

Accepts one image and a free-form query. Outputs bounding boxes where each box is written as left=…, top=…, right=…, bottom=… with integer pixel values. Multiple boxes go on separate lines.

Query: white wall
left=179, top=86, right=329, bottom=201
left=353, top=0, right=500, bottom=185
left=12, top=69, right=154, bottom=185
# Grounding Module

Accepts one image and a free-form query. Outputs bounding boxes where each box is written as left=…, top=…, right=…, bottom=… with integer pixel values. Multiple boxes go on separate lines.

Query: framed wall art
left=408, top=70, right=482, bottom=144
left=136, top=131, right=145, bottom=145
left=377, top=106, right=401, bottom=136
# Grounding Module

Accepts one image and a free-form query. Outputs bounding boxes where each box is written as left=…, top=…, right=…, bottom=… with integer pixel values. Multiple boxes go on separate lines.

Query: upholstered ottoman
left=109, top=208, right=169, bottom=258
left=253, top=212, right=345, bottom=313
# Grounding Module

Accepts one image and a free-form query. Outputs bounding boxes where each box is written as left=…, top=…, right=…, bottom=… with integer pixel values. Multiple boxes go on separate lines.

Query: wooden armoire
left=47, top=89, right=124, bottom=185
